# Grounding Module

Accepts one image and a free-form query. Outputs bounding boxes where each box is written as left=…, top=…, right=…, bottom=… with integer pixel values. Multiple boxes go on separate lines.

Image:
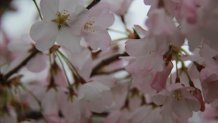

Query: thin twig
left=57, top=50, right=86, bottom=84
left=91, top=52, right=128, bottom=76
left=55, top=52, right=71, bottom=86
left=4, top=48, right=39, bottom=80
left=87, top=0, right=100, bottom=9
left=32, top=0, right=43, bottom=20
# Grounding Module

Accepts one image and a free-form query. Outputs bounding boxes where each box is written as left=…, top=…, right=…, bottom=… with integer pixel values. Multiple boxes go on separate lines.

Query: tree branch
left=87, top=0, right=100, bottom=9
left=91, top=52, right=128, bottom=77
left=4, top=48, right=39, bottom=80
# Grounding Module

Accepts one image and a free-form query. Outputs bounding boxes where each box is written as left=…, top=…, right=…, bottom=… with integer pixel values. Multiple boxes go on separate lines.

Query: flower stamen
left=174, top=90, right=183, bottom=101
left=52, top=11, right=70, bottom=30
left=84, top=21, right=95, bottom=32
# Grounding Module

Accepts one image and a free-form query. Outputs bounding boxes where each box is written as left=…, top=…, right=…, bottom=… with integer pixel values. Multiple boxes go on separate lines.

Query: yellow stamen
left=84, top=21, right=95, bottom=32
left=52, top=11, right=70, bottom=30
left=174, top=90, right=183, bottom=101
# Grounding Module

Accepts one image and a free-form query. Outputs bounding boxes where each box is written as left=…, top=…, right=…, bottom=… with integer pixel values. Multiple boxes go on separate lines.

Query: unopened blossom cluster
left=1, top=0, right=218, bottom=122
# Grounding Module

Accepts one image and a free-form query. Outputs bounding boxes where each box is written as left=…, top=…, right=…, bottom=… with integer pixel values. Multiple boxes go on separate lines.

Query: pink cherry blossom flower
left=126, top=55, right=163, bottom=95
left=30, top=0, right=114, bottom=52
left=152, top=84, right=201, bottom=122
left=146, top=9, right=184, bottom=47
left=79, top=2, right=114, bottom=50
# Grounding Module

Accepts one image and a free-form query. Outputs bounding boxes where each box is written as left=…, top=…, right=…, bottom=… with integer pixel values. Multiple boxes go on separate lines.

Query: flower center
left=174, top=90, right=183, bottom=101
left=52, top=11, right=70, bottom=30
left=84, top=21, right=95, bottom=32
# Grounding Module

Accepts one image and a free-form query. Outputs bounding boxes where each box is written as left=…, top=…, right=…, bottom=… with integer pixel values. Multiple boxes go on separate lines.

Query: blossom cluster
left=1, top=0, right=218, bottom=123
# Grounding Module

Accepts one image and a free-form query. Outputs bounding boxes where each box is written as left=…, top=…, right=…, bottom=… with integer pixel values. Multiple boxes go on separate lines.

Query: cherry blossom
left=30, top=0, right=86, bottom=51
left=30, top=0, right=114, bottom=52
left=152, top=84, right=201, bottom=122
left=2, top=0, right=218, bottom=122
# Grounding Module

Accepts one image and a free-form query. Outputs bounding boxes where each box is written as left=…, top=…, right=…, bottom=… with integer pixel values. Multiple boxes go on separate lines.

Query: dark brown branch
left=87, top=0, right=100, bottom=9
left=4, top=48, right=39, bottom=80
left=91, top=52, right=128, bottom=77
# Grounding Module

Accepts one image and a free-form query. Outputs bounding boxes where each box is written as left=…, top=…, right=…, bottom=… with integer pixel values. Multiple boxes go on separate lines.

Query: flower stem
left=57, top=50, right=86, bottom=84
left=91, top=52, right=128, bottom=76
left=55, top=52, right=71, bottom=86
left=87, top=0, right=100, bottom=9
left=32, top=0, right=43, bottom=20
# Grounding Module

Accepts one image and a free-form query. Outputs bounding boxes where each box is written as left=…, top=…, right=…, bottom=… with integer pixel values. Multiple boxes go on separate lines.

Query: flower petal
left=78, top=81, right=113, bottom=113
left=26, top=54, right=47, bottom=73
left=59, top=0, right=84, bottom=12
left=88, top=2, right=114, bottom=29
left=40, top=0, right=59, bottom=21
left=125, top=39, right=147, bottom=57
left=83, top=29, right=111, bottom=50
left=30, top=21, right=58, bottom=51
left=56, top=28, right=82, bottom=53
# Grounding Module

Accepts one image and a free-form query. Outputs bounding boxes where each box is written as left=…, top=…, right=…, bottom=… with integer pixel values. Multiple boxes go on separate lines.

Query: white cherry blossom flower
left=30, top=0, right=114, bottom=52
left=30, top=0, right=86, bottom=52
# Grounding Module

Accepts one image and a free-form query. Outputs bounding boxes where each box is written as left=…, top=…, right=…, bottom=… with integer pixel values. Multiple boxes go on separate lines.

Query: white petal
left=83, top=29, right=111, bottom=50
left=56, top=27, right=82, bottom=53
left=30, top=21, right=58, bottom=51
left=88, top=2, right=114, bottom=29
left=40, top=0, right=59, bottom=21
left=59, top=0, right=84, bottom=13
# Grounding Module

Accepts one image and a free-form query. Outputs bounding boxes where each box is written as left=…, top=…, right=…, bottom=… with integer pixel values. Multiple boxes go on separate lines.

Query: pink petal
left=117, top=0, right=134, bottom=15
left=40, top=0, right=59, bottom=21
left=88, top=2, right=114, bottom=29
left=26, top=54, right=47, bottom=73
left=125, top=39, right=146, bottom=57
left=30, top=21, right=58, bottom=51
left=83, top=29, right=111, bottom=50
left=151, top=62, right=173, bottom=91
left=59, top=0, right=84, bottom=12
left=78, top=81, right=113, bottom=113
left=56, top=28, right=82, bottom=53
